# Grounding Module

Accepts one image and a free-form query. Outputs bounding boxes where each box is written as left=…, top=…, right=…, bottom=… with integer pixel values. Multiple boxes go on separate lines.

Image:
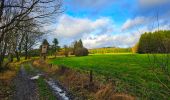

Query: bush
left=57, top=50, right=65, bottom=56
left=75, top=48, right=88, bottom=56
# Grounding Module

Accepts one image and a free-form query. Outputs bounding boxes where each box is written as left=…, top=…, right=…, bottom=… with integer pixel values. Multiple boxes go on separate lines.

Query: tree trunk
left=25, top=33, right=28, bottom=60
left=0, top=56, right=3, bottom=68
left=25, top=47, right=27, bottom=60
left=8, top=53, right=13, bottom=62
left=15, top=51, right=20, bottom=61
left=0, top=40, right=7, bottom=68
left=55, top=52, right=56, bottom=58
left=0, top=0, right=5, bottom=23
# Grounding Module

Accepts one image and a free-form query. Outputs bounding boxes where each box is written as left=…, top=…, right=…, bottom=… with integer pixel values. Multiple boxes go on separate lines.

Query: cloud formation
left=139, top=0, right=170, bottom=7
left=83, top=33, right=141, bottom=48
left=121, top=17, right=149, bottom=31
left=50, top=13, right=170, bottom=49
left=47, top=0, right=170, bottom=49
left=54, top=14, right=114, bottom=39
left=66, top=0, right=116, bottom=9
left=51, top=14, right=143, bottom=48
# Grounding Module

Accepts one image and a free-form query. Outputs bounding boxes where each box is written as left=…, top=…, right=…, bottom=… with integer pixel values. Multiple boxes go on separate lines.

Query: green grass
left=37, top=77, right=56, bottom=100
left=24, top=64, right=34, bottom=74
left=49, top=54, right=170, bottom=99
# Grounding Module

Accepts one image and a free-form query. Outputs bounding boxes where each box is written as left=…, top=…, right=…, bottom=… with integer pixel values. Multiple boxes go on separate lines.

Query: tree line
left=132, top=30, right=170, bottom=53
left=36, top=39, right=88, bottom=58
left=89, top=47, right=131, bottom=54
left=0, top=0, right=62, bottom=68
left=59, top=39, right=89, bottom=57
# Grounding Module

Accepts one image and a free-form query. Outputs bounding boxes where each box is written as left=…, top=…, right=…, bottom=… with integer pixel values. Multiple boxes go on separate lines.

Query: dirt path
left=12, top=64, right=39, bottom=100
left=12, top=62, right=73, bottom=100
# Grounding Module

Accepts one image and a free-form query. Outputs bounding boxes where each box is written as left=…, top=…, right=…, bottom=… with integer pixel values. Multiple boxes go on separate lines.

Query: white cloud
left=121, top=16, right=148, bottom=31
left=139, top=0, right=170, bottom=7
left=50, top=14, right=170, bottom=49
left=83, top=21, right=170, bottom=49
left=54, top=14, right=114, bottom=39
left=67, top=0, right=116, bottom=9
left=83, top=33, right=141, bottom=48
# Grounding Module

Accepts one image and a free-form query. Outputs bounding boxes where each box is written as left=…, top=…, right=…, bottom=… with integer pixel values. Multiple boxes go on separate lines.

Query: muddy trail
left=13, top=65, right=39, bottom=100
left=12, top=62, right=73, bottom=100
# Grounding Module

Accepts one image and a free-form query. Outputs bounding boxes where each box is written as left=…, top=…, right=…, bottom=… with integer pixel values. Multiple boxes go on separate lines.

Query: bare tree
left=0, top=0, right=63, bottom=68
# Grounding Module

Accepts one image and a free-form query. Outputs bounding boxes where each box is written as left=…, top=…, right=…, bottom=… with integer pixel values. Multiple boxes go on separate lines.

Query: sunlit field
left=50, top=54, right=170, bottom=99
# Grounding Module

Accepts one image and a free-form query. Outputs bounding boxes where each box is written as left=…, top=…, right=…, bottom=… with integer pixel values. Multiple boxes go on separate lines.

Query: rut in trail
left=13, top=63, right=73, bottom=100
left=29, top=63, right=73, bottom=100
left=13, top=65, right=39, bottom=100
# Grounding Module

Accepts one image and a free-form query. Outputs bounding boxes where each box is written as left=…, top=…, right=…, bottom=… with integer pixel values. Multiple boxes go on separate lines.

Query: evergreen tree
left=52, top=38, right=59, bottom=57
left=78, top=39, right=83, bottom=48
left=137, top=30, right=170, bottom=53
left=42, top=39, right=49, bottom=45
left=73, top=39, right=88, bottom=56
left=64, top=45, right=69, bottom=57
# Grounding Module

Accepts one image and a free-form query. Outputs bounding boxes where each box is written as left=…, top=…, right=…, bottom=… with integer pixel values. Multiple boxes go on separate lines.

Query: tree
left=73, top=39, right=89, bottom=56
left=64, top=45, right=69, bottom=57
left=0, top=0, right=63, bottom=68
left=22, top=19, right=44, bottom=60
left=132, top=43, right=139, bottom=53
left=75, top=48, right=88, bottom=56
left=138, top=30, right=170, bottom=53
left=42, top=39, right=49, bottom=46
left=78, top=39, right=83, bottom=48
left=52, top=38, right=59, bottom=58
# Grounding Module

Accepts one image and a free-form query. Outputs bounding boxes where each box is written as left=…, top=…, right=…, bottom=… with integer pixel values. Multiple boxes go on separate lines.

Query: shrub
left=75, top=47, right=89, bottom=56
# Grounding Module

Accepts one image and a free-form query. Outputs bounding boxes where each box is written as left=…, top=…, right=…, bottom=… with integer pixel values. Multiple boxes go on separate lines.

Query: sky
left=45, top=0, right=170, bottom=49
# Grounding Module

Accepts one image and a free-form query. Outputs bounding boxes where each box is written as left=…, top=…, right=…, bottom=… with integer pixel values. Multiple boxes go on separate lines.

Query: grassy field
left=49, top=54, right=170, bottom=99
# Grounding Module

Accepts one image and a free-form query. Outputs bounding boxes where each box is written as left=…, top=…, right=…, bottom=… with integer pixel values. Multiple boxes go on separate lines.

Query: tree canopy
left=137, top=30, right=170, bottom=53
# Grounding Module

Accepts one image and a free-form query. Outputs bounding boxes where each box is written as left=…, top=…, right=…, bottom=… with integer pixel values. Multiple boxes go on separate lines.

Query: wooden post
left=49, top=64, right=52, bottom=68
left=90, top=70, right=93, bottom=83
left=89, top=70, right=93, bottom=86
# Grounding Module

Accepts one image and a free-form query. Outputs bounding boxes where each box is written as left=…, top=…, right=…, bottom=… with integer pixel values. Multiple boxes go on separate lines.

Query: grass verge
left=37, top=77, right=56, bottom=100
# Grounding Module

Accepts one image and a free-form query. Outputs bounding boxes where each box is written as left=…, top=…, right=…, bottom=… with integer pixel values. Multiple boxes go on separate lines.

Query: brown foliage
left=132, top=43, right=139, bottom=53
left=33, top=59, right=58, bottom=75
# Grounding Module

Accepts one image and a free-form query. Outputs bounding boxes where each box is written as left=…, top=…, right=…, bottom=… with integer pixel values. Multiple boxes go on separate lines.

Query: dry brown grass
left=33, top=59, right=58, bottom=75
left=0, top=63, right=18, bottom=99
left=0, top=71, right=16, bottom=82
left=111, top=94, right=135, bottom=100
left=33, top=59, right=135, bottom=100
left=95, top=83, right=135, bottom=100
left=0, top=63, right=19, bottom=83
left=95, top=83, right=115, bottom=100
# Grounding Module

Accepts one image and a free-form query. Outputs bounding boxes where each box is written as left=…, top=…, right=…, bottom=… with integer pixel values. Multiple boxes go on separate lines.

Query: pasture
left=49, top=54, right=170, bottom=99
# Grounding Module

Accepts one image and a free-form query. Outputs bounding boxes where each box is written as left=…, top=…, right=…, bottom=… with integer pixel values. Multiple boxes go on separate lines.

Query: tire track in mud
left=29, top=63, right=73, bottom=100
left=13, top=62, right=73, bottom=100
left=13, top=64, right=39, bottom=100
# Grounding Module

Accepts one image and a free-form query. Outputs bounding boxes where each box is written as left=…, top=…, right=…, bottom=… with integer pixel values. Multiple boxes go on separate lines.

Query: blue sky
left=46, top=0, right=170, bottom=48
